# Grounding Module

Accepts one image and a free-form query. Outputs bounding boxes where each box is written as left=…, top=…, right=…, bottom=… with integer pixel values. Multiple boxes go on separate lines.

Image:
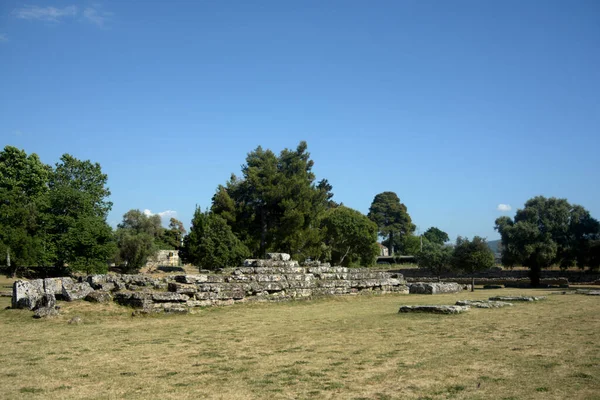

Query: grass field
left=0, top=277, right=599, bottom=399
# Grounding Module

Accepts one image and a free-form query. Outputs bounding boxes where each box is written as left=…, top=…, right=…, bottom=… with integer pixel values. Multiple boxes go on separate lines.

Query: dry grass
left=0, top=280, right=599, bottom=400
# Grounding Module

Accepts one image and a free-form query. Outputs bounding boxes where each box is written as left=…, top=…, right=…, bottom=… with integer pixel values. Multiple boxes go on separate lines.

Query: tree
left=0, top=147, right=52, bottom=276
left=368, top=192, right=415, bottom=256
left=47, top=154, right=115, bottom=273
left=417, top=242, right=453, bottom=279
left=320, top=206, right=379, bottom=267
left=163, top=217, right=186, bottom=250
left=495, top=196, right=600, bottom=286
left=180, top=208, right=250, bottom=270
left=423, top=227, right=449, bottom=246
left=399, top=234, right=429, bottom=256
left=451, top=236, right=495, bottom=291
left=211, top=142, right=334, bottom=260
left=115, top=209, right=163, bottom=272
left=62, top=216, right=116, bottom=274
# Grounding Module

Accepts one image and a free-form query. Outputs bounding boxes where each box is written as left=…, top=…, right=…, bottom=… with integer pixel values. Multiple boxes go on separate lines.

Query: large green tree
left=115, top=209, right=164, bottom=272
left=320, top=206, right=379, bottom=267
left=163, top=217, right=187, bottom=250
left=47, top=154, right=114, bottom=272
left=495, top=196, right=600, bottom=286
left=423, top=227, right=449, bottom=246
left=416, top=242, right=453, bottom=279
left=211, top=141, right=334, bottom=260
left=180, top=208, right=250, bottom=270
left=368, top=192, right=415, bottom=256
left=451, top=236, right=495, bottom=291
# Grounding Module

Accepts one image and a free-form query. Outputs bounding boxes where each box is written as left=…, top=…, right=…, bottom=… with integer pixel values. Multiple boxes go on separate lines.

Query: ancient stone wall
left=13, top=254, right=408, bottom=314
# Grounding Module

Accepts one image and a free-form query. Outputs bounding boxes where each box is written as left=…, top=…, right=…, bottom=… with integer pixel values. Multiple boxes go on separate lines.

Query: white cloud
left=12, top=4, right=111, bottom=27
left=0, top=34, right=8, bottom=42
left=497, top=204, right=512, bottom=212
left=13, top=5, right=78, bottom=22
left=143, top=209, right=178, bottom=225
left=83, top=6, right=112, bottom=27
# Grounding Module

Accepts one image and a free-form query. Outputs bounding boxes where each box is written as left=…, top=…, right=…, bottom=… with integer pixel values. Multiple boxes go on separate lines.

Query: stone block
left=455, top=300, right=513, bottom=308
left=175, top=275, right=208, bottom=284
left=488, top=296, right=546, bottom=302
left=85, top=291, right=113, bottom=303
left=266, top=253, right=291, bottom=261
left=12, top=279, right=44, bottom=309
left=398, top=305, right=470, bottom=314
left=408, top=282, right=463, bottom=295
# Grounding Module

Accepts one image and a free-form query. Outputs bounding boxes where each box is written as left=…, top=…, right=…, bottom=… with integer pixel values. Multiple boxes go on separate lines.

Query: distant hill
left=487, top=239, right=501, bottom=254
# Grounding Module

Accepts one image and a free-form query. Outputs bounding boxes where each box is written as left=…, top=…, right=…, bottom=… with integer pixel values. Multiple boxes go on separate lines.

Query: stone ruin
left=12, top=253, right=410, bottom=316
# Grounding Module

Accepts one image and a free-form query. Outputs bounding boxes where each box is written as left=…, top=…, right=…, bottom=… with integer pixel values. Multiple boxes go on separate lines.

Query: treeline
left=2, top=143, right=599, bottom=286
left=0, top=146, right=185, bottom=276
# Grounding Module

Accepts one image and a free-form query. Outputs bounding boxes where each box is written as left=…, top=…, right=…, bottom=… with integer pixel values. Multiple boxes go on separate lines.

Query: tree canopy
left=423, top=227, right=449, bottom=245
left=416, top=242, right=453, bottom=278
left=180, top=208, right=250, bottom=270
left=320, top=206, right=379, bottom=267
left=0, top=146, right=116, bottom=275
left=368, top=192, right=415, bottom=256
left=495, top=196, right=600, bottom=286
left=211, top=141, right=334, bottom=260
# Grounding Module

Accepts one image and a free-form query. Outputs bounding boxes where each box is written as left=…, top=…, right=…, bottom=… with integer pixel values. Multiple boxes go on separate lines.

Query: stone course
left=12, top=254, right=409, bottom=314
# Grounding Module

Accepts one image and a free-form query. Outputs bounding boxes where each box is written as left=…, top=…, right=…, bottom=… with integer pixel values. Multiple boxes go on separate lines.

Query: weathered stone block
left=409, top=282, right=463, bottom=295
left=85, top=291, right=113, bottom=303
left=12, top=280, right=44, bottom=309
left=398, top=305, right=470, bottom=314
left=175, top=275, right=208, bottom=284
left=168, top=282, right=198, bottom=294
left=151, top=292, right=190, bottom=302
left=456, top=300, right=513, bottom=308
left=488, top=296, right=546, bottom=302
left=266, top=253, right=291, bottom=261
left=33, top=306, right=60, bottom=319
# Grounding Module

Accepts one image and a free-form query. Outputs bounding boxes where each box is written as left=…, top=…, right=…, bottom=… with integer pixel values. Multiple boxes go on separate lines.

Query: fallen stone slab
left=62, top=282, right=94, bottom=302
left=408, top=282, right=464, bottom=295
left=488, top=296, right=546, bottom=302
left=398, top=305, right=470, bottom=314
left=455, top=300, right=513, bottom=308
left=85, top=291, right=113, bottom=303
left=33, top=306, right=60, bottom=319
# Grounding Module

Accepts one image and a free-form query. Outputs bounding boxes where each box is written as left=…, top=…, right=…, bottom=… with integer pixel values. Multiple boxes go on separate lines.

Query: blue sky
left=1, top=1, right=599, bottom=241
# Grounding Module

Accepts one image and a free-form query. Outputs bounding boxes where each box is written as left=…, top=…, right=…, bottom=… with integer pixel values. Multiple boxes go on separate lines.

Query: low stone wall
left=404, top=277, right=569, bottom=288
left=394, top=267, right=599, bottom=285
left=13, top=255, right=409, bottom=313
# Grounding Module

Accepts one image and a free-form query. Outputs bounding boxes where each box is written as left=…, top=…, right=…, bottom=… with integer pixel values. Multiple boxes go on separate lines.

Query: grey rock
left=174, top=275, right=208, bottom=284
left=85, top=291, right=113, bottom=303
left=62, top=282, right=94, bottom=301
left=35, top=293, right=57, bottom=310
left=266, top=253, right=291, bottom=261
left=33, top=306, right=60, bottom=319
left=12, top=279, right=44, bottom=309
left=409, top=282, right=464, bottom=295
left=43, top=278, right=64, bottom=295
left=455, top=300, right=513, bottom=308
left=398, top=305, right=470, bottom=314
left=151, top=292, right=190, bottom=302
left=488, top=296, right=546, bottom=302
left=68, top=316, right=83, bottom=325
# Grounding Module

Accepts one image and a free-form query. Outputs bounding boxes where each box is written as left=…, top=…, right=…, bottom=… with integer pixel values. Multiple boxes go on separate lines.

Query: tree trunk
left=389, top=232, right=394, bottom=256
left=471, top=276, right=475, bottom=292
left=529, top=264, right=541, bottom=287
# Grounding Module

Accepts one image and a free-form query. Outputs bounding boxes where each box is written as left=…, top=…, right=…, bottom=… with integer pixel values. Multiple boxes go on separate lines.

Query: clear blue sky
left=1, top=1, right=599, bottom=241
